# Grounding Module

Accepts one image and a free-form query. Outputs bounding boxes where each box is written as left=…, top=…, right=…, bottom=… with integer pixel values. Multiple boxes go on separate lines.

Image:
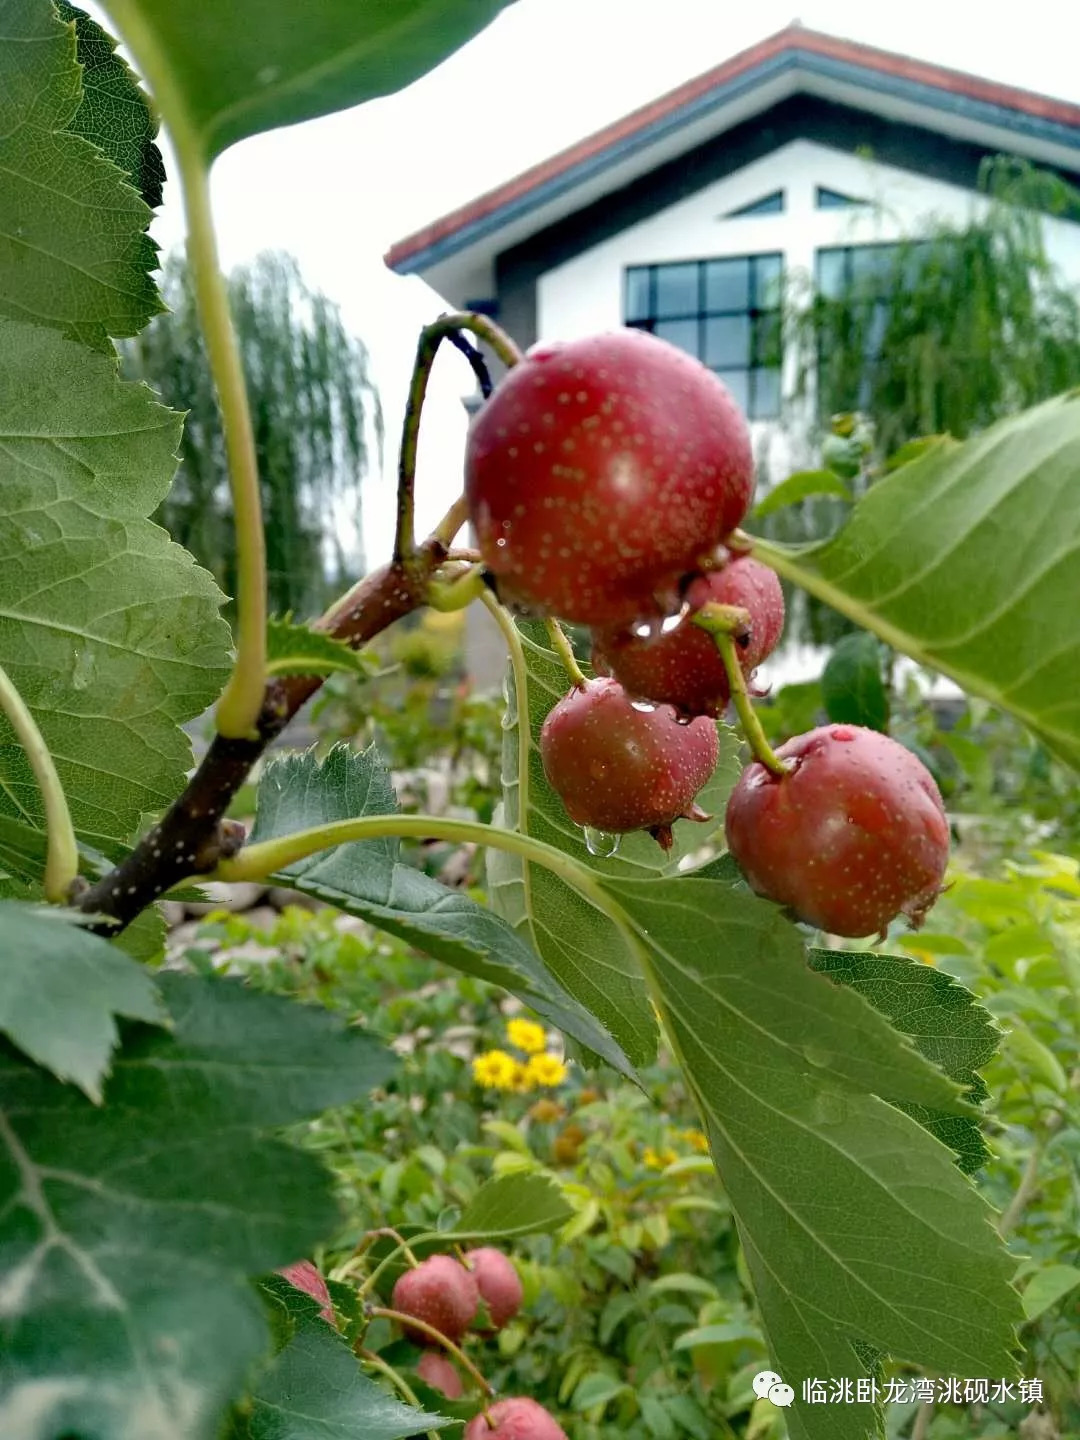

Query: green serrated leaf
left=753, top=469, right=853, bottom=519
left=820, top=634, right=889, bottom=732
left=57, top=1, right=165, bottom=208
left=0, top=900, right=165, bottom=1100
left=0, top=974, right=397, bottom=1440
left=239, top=1278, right=452, bottom=1440
left=0, top=0, right=161, bottom=348
left=450, top=1173, right=572, bottom=1240
left=248, top=744, right=636, bottom=1078
left=488, top=622, right=739, bottom=1069
left=103, top=0, right=518, bottom=161
left=808, top=949, right=998, bottom=1173
left=266, top=618, right=375, bottom=680
left=0, top=319, right=231, bottom=854
left=603, top=876, right=1022, bottom=1440
left=752, top=396, right=1080, bottom=769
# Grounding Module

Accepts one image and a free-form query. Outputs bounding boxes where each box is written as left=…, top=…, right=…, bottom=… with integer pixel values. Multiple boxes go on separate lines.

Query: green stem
left=545, top=619, right=587, bottom=690
left=213, top=813, right=609, bottom=911
left=394, top=313, right=524, bottom=564
left=433, top=495, right=470, bottom=549
left=368, top=1308, right=494, bottom=1396
left=357, top=1349, right=440, bottom=1440
left=427, top=564, right=487, bottom=612
left=103, top=0, right=266, bottom=740
left=691, top=604, right=791, bottom=778
left=0, top=664, right=78, bottom=903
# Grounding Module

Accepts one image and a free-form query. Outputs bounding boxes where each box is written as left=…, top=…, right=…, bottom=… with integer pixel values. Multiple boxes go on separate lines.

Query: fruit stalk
left=544, top=619, right=587, bottom=689
left=0, top=662, right=79, bottom=903
left=367, top=1308, right=494, bottom=1396
left=395, top=312, right=524, bottom=564
left=691, top=603, right=792, bottom=777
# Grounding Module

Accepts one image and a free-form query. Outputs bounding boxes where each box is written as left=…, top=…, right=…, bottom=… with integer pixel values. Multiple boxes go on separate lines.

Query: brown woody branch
left=79, top=545, right=446, bottom=934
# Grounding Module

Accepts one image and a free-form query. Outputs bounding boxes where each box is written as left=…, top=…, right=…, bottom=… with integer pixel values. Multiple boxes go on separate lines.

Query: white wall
left=536, top=139, right=1080, bottom=475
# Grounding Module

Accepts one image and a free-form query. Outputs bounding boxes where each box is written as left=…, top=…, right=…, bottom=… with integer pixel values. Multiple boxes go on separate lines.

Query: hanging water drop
left=630, top=699, right=656, bottom=713
left=583, top=826, right=620, bottom=858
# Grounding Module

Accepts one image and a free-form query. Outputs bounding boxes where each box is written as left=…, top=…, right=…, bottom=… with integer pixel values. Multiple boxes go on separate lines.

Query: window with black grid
left=623, top=254, right=783, bottom=419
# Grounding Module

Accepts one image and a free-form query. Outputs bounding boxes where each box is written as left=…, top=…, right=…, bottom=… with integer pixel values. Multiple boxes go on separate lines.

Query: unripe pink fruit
left=276, top=1260, right=335, bottom=1326
left=725, top=725, right=949, bottom=937
left=416, top=1349, right=464, bottom=1399
left=465, top=1247, right=523, bottom=1331
left=540, top=677, right=719, bottom=849
left=391, top=1255, right=478, bottom=1344
left=464, top=1396, right=569, bottom=1439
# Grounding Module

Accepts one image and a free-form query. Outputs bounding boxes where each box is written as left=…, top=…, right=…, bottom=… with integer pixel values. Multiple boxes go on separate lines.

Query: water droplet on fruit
left=583, top=827, right=620, bottom=858
left=660, top=610, right=687, bottom=635
left=632, top=618, right=664, bottom=642
left=630, top=699, right=656, bottom=713
left=674, top=713, right=694, bottom=726
left=802, top=1042, right=833, bottom=1069
left=495, top=537, right=508, bottom=548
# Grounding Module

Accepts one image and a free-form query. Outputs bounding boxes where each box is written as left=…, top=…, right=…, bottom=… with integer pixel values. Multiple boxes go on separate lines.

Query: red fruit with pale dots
left=724, top=725, right=949, bottom=937
left=391, top=1255, right=478, bottom=1344
left=276, top=1260, right=335, bottom=1326
left=416, top=1350, right=464, bottom=1400
left=592, top=556, right=785, bottom=716
left=464, top=1397, right=569, bottom=1440
left=464, top=1247, right=523, bottom=1331
left=540, top=677, right=719, bottom=850
left=465, top=329, right=754, bottom=625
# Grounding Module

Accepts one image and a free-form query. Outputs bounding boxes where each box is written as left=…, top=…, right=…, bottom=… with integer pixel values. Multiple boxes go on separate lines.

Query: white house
left=386, top=24, right=1080, bottom=683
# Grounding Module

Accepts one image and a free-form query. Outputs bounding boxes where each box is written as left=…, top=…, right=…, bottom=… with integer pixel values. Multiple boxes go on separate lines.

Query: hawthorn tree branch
left=78, top=544, right=446, bottom=933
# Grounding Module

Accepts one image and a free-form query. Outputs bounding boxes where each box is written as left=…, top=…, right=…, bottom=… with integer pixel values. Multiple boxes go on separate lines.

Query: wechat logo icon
left=753, top=1370, right=795, bottom=1408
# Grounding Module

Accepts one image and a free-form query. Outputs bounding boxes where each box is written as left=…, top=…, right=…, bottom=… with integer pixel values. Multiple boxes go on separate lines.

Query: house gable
left=494, top=94, right=1080, bottom=351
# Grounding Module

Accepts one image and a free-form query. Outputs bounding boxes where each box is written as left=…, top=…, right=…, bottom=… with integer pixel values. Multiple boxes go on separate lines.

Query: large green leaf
left=0, top=319, right=231, bottom=854
left=447, top=1173, right=572, bottom=1241
left=752, top=395, right=1080, bottom=768
left=809, top=949, right=998, bottom=1173
left=235, top=1277, right=452, bottom=1440
left=248, top=744, right=636, bottom=1078
left=602, top=876, right=1021, bottom=1440
left=0, top=0, right=161, bottom=349
left=0, top=974, right=397, bottom=1440
left=487, top=623, right=740, bottom=1069
left=0, top=901, right=165, bottom=1100
left=100, top=0, right=518, bottom=161
left=57, top=1, right=166, bottom=209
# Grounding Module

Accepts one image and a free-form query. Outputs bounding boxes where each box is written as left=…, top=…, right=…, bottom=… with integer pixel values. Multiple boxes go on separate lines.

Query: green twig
left=394, top=312, right=524, bottom=564
left=357, top=1349, right=440, bottom=1440
left=0, top=663, right=78, bottom=903
left=545, top=619, right=587, bottom=690
left=427, top=563, right=487, bottom=612
left=691, top=603, right=791, bottom=778
left=368, top=1307, right=494, bottom=1396
left=102, top=0, right=266, bottom=740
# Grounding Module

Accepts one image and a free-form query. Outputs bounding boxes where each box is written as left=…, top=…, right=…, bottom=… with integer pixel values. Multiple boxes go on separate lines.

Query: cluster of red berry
left=465, top=329, right=949, bottom=938
left=393, top=1249, right=566, bottom=1438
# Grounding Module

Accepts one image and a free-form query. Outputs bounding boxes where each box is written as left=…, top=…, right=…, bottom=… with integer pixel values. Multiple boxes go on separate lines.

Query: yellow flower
left=642, top=1146, right=679, bottom=1171
left=472, top=1050, right=521, bottom=1090
left=508, top=1061, right=534, bottom=1094
left=524, top=1053, right=568, bottom=1088
left=506, top=1018, right=547, bottom=1055
left=681, top=1129, right=710, bottom=1154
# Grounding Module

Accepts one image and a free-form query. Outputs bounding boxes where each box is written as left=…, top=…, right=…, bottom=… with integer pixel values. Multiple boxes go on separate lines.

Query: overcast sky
left=129, top=0, right=1078, bottom=568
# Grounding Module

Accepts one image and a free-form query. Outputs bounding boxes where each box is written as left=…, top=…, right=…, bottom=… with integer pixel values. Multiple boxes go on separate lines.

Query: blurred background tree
left=758, top=158, right=1080, bottom=646
left=124, top=251, right=383, bottom=619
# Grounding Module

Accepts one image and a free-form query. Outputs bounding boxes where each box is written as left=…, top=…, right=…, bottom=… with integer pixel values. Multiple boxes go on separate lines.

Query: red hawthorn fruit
left=724, top=725, right=949, bottom=936
left=592, top=555, right=785, bottom=716
left=465, top=329, right=754, bottom=624
left=539, top=677, right=719, bottom=849
left=276, top=1260, right=335, bottom=1326
left=416, top=1350, right=464, bottom=1400
left=464, top=1397, right=569, bottom=1440
left=464, top=1247, right=523, bottom=1331
left=391, top=1255, right=479, bottom=1344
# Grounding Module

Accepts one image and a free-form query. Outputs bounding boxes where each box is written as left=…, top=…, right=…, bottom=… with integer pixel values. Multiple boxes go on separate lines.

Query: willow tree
left=124, top=252, right=382, bottom=618
left=760, top=157, right=1080, bottom=644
